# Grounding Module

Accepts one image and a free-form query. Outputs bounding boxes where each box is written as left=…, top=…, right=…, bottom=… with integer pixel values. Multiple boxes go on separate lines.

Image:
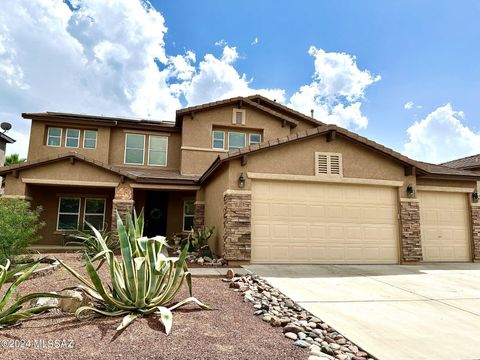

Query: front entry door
left=144, top=192, right=168, bottom=238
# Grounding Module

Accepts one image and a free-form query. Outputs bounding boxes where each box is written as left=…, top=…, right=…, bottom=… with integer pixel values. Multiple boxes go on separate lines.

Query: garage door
left=418, top=191, right=470, bottom=262
left=251, top=180, right=399, bottom=264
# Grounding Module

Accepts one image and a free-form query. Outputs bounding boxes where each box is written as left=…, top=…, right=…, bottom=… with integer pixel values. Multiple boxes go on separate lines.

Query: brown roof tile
left=441, top=154, right=480, bottom=170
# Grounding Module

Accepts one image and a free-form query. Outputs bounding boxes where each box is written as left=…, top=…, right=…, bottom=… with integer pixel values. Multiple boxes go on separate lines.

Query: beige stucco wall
left=203, top=163, right=230, bottom=255
left=180, top=105, right=304, bottom=175
left=416, top=178, right=477, bottom=189
left=108, top=127, right=181, bottom=170
left=29, top=185, right=114, bottom=246
left=27, top=120, right=111, bottom=162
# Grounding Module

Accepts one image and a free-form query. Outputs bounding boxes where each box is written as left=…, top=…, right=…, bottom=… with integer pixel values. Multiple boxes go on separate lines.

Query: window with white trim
left=83, top=198, right=106, bottom=230
left=148, top=135, right=168, bottom=166
left=124, top=133, right=145, bottom=165
left=249, top=133, right=262, bottom=145
left=65, top=129, right=80, bottom=148
left=315, top=152, right=343, bottom=176
left=183, top=200, right=195, bottom=231
left=232, top=109, right=246, bottom=125
left=57, top=197, right=80, bottom=230
left=83, top=130, right=97, bottom=149
left=212, top=131, right=225, bottom=149
left=47, top=127, right=62, bottom=147
left=228, top=132, right=246, bottom=150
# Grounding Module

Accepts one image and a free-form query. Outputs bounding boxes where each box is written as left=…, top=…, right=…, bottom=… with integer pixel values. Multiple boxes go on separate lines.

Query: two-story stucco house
left=2, top=95, right=480, bottom=265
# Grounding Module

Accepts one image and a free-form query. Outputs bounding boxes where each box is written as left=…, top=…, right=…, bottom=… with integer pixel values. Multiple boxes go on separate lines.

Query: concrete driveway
left=245, top=263, right=480, bottom=360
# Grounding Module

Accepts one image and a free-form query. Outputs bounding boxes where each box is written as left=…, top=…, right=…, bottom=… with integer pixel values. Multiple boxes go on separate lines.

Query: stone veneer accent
left=399, top=199, right=423, bottom=263
left=223, top=191, right=251, bottom=261
left=193, top=201, right=205, bottom=230
left=471, top=203, right=480, bottom=261
left=111, top=183, right=134, bottom=235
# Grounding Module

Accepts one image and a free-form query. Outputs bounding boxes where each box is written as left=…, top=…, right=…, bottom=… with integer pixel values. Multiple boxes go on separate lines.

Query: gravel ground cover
left=0, top=253, right=307, bottom=360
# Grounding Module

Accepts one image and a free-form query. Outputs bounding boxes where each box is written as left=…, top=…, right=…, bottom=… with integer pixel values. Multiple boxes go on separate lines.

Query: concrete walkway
left=245, top=263, right=480, bottom=360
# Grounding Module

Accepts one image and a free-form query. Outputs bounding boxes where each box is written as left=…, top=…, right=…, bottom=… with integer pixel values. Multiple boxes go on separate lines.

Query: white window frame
left=249, top=133, right=262, bottom=145
left=47, top=127, right=62, bottom=147
left=314, top=152, right=343, bottom=177
left=83, top=130, right=97, bottom=149
left=83, top=198, right=106, bottom=231
left=232, top=109, right=246, bottom=125
left=57, top=197, right=81, bottom=231
left=147, top=135, right=168, bottom=167
left=124, top=133, right=145, bottom=165
left=212, top=130, right=225, bottom=149
left=183, top=200, right=195, bottom=232
left=228, top=131, right=246, bottom=150
left=65, top=128, right=80, bottom=148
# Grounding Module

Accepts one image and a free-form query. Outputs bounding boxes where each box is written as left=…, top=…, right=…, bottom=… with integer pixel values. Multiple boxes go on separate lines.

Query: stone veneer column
left=471, top=203, right=480, bottom=262
left=193, top=201, right=205, bottom=230
left=223, top=190, right=251, bottom=262
left=111, top=182, right=134, bottom=235
left=399, top=199, right=423, bottom=263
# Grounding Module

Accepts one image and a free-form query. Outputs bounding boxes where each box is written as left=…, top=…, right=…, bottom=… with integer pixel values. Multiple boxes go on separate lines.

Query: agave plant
left=66, top=226, right=119, bottom=258
left=0, top=260, right=64, bottom=328
left=58, top=210, right=209, bottom=334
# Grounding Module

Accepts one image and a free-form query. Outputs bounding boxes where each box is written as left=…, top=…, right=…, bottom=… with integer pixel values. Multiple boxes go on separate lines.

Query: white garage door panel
left=251, top=180, right=399, bottom=264
left=418, top=191, right=470, bottom=262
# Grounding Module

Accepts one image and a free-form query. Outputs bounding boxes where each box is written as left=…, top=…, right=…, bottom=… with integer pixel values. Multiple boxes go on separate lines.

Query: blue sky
left=1, top=0, right=480, bottom=163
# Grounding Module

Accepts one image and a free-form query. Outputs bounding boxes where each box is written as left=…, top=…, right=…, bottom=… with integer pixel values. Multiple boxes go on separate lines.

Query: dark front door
left=144, top=191, right=168, bottom=238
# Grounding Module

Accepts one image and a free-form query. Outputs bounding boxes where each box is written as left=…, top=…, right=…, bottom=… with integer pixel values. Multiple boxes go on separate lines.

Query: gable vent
left=315, top=152, right=343, bottom=176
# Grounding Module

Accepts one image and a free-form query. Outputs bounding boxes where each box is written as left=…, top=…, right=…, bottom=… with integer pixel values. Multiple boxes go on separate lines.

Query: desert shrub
left=0, top=198, right=44, bottom=264
left=58, top=210, right=209, bottom=333
left=189, top=226, right=215, bottom=257
left=66, top=226, right=119, bottom=258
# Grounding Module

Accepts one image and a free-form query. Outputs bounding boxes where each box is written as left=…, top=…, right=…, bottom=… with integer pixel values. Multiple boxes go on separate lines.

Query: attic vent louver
left=315, top=152, right=343, bottom=177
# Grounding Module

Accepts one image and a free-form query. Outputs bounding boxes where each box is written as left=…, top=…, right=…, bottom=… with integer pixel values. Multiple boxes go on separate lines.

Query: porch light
left=473, top=191, right=479, bottom=203
left=406, top=184, right=415, bottom=198
left=238, top=172, right=246, bottom=188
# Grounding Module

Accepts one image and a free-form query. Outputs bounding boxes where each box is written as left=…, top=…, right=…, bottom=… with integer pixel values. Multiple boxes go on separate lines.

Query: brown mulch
left=0, top=253, right=307, bottom=360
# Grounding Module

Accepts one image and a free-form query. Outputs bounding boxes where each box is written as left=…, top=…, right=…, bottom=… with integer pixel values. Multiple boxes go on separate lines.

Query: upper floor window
left=65, top=129, right=80, bottom=148
left=83, top=130, right=97, bottom=149
left=228, top=132, right=246, bottom=150
left=212, top=131, right=225, bottom=149
left=148, top=135, right=168, bottom=166
left=249, top=133, right=262, bottom=145
left=232, top=109, right=246, bottom=125
left=124, top=133, right=145, bottom=165
left=47, top=127, right=62, bottom=147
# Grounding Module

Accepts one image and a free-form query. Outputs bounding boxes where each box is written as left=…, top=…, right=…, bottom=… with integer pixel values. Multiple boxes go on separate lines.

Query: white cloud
left=287, top=46, right=380, bottom=129
left=404, top=103, right=480, bottom=163
left=404, top=101, right=414, bottom=110
left=0, top=1, right=379, bottom=158
left=251, top=37, right=259, bottom=46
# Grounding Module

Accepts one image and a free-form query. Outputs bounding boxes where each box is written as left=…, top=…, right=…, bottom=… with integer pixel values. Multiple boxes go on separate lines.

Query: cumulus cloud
left=404, top=103, right=480, bottom=163
left=288, top=46, right=380, bottom=129
left=0, top=1, right=379, bottom=158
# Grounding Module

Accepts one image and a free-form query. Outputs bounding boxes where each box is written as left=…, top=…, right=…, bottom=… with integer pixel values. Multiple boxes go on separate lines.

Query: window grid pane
left=47, top=128, right=62, bottom=146
left=84, top=130, right=97, bottom=149
left=58, top=198, right=80, bottom=230
left=228, top=132, right=246, bottom=150
left=125, top=134, right=145, bottom=164
left=212, top=131, right=224, bottom=149
left=66, top=129, right=80, bottom=148
left=249, top=133, right=261, bottom=145
left=148, top=136, right=168, bottom=166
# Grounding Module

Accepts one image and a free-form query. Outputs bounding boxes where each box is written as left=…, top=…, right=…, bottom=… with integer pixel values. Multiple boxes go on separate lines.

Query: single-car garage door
left=418, top=191, right=470, bottom=262
left=251, top=180, right=399, bottom=264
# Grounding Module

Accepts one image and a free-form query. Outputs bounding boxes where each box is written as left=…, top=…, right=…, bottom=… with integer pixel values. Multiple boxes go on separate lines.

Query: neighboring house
left=0, top=132, right=15, bottom=194
left=442, top=154, right=480, bottom=174
left=1, top=95, right=480, bottom=265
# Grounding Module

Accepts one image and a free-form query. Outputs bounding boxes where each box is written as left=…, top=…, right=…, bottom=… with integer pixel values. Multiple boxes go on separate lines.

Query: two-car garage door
left=251, top=180, right=399, bottom=264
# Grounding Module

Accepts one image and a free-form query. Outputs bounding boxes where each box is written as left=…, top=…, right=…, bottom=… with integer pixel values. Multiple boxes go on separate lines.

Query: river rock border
left=225, top=274, right=375, bottom=360
left=7, top=258, right=60, bottom=283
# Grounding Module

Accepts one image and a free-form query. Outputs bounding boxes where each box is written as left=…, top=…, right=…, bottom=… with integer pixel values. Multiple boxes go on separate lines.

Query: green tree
left=4, top=153, right=26, bottom=166
left=0, top=198, right=44, bottom=264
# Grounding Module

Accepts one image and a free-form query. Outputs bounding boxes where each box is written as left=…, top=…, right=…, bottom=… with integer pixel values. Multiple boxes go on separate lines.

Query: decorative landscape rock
left=30, top=292, right=59, bottom=308
left=183, top=250, right=227, bottom=266
left=59, top=290, right=89, bottom=313
left=224, top=274, right=375, bottom=360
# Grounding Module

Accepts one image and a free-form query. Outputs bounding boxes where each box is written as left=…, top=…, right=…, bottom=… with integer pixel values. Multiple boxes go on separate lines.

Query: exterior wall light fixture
left=406, top=184, right=415, bottom=198
left=238, top=173, right=246, bottom=188
left=473, top=191, right=479, bottom=203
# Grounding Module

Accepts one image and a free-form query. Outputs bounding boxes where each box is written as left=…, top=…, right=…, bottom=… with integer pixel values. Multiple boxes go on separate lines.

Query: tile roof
left=200, top=125, right=480, bottom=182
left=0, top=132, right=15, bottom=144
left=441, top=154, right=480, bottom=170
